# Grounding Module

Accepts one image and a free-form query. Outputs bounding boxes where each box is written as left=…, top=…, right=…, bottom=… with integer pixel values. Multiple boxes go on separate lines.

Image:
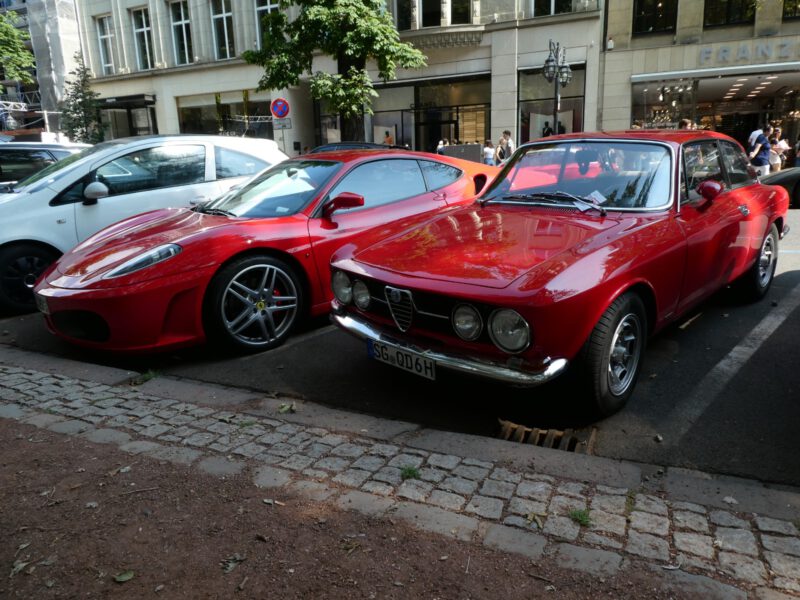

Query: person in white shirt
left=483, top=140, right=495, bottom=165
left=748, top=127, right=763, bottom=151
left=503, top=130, right=515, bottom=156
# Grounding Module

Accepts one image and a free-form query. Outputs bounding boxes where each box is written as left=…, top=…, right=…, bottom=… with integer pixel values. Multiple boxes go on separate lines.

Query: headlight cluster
left=452, top=304, right=530, bottom=353
left=332, top=271, right=371, bottom=310
left=104, top=244, right=182, bottom=279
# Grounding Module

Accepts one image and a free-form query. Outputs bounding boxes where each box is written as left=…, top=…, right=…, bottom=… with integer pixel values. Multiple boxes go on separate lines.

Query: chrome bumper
left=331, top=311, right=568, bottom=387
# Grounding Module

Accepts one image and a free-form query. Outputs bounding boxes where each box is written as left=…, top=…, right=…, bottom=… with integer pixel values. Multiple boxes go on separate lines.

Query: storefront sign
left=699, top=40, right=799, bottom=66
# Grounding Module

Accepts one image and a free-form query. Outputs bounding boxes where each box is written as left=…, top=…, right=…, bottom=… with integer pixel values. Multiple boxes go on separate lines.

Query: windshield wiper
left=197, top=207, right=236, bottom=217
left=485, top=191, right=606, bottom=216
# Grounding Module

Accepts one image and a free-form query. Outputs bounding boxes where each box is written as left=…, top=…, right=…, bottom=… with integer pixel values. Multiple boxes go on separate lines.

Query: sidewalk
left=1, top=346, right=799, bottom=599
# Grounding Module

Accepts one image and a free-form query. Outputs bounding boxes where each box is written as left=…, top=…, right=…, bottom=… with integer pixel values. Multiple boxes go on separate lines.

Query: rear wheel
left=203, top=255, right=304, bottom=352
left=578, top=292, right=647, bottom=417
left=736, top=224, right=778, bottom=302
left=0, top=244, right=58, bottom=314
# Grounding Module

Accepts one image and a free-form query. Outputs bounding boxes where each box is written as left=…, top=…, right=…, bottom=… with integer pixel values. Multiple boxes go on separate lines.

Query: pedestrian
left=494, top=137, right=508, bottom=165
left=557, top=121, right=566, bottom=135
left=748, top=125, right=763, bottom=152
left=542, top=122, right=554, bottom=137
left=435, top=140, right=444, bottom=154
left=383, top=130, right=394, bottom=145
left=677, top=118, right=693, bottom=130
left=749, top=125, right=772, bottom=177
left=483, top=140, right=494, bottom=165
left=503, top=129, right=515, bottom=156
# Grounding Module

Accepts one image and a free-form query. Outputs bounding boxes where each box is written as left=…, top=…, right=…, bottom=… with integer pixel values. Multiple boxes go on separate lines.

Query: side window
left=95, top=145, right=205, bottom=196
left=327, top=159, right=427, bottom=210
left=720, top=141, right=756, bottom=188
left=49, top=150, right=74, bottom=160
left=215, top=146, right=268, bottom=179
left=0, top=149, right=56, bottom=182
left=418, top=160, right=462, bottom=191
left=682, top=141, right=723, bottom=203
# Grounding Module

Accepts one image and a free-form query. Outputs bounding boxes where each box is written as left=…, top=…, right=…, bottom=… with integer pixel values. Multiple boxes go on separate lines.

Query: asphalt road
left=2, top=209, right=799, bottom=488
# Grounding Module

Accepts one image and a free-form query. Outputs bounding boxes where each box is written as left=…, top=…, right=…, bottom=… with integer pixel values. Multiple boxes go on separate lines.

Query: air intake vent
left=385, top=286, right=413, bottom=332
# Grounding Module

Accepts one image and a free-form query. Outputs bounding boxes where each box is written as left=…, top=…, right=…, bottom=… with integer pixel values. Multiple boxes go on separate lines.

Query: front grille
left=384, top=286, right=413, bottom=332
left=51, top=310, right=110, bottom=342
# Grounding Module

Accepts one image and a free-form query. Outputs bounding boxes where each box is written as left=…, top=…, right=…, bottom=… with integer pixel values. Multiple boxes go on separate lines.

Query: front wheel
left=736, top=224, right=778, bottom=302
left=0, top=244, right=58, bottom=314
left=578, top=292, right=647, bottom=417
left=203, top=255, right=304, bottom=353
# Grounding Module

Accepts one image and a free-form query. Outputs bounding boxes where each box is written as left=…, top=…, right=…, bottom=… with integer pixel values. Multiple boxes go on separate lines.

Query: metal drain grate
left=497, top=419, right=597, bottom=455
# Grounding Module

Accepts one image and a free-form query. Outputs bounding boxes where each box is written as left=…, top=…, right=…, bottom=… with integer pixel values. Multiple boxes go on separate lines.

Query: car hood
left=353, top=205, right=626, bottom=289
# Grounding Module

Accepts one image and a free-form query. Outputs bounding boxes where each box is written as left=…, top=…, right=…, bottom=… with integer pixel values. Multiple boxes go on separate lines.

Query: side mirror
left=696, top=179, right=723, bottom=203
left=83, top=181, right=109, bottom=205
left=323, top=192, right=364, bottom=218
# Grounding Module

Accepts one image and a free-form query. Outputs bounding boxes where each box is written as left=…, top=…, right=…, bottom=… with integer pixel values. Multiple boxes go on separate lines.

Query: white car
left=0, top=135, right=287, bottom=312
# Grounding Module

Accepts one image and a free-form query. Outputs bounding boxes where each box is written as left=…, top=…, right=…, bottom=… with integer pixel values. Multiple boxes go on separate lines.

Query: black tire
left=736, top=224, right=779, bottom=302
left=0, top=244, right=59, bottom=314
left=578, top=292, right=647, bottom=417
left=203, top=255, right=304, bottom=353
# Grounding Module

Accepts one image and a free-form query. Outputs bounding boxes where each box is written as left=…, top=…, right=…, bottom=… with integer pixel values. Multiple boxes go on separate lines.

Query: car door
left=306, top=158, right=452, bottom=303
left=71, top=143, right=213, bottom=241
left=676, top=140, right=747, bottom=312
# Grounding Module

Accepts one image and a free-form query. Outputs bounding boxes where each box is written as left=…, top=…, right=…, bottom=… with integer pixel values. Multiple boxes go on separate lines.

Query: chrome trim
left=331, top=311, right=568, bottom=387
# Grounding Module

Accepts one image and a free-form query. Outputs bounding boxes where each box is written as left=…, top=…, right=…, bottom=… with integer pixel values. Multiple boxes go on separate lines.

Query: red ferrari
left=34, top=150, right=497, bottom=352
left=330, top=131, right=790, bottom=416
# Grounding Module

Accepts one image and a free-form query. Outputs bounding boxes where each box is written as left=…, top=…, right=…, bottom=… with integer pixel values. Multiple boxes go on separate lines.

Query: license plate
left=35, top=293, right=50, bottom=315
left=368, top=340, right=436, bottom=380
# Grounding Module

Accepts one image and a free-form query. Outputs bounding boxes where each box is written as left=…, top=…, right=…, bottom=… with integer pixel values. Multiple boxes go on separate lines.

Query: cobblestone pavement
left=1, top=364, right=799, bottom=599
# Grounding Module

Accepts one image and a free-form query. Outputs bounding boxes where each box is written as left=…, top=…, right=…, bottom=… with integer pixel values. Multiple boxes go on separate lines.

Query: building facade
left=602, top=0, right=800, bottom=148
left=77, top=0, right=602, bottom=153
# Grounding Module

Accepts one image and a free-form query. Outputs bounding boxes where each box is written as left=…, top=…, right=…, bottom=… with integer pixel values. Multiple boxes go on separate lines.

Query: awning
left=631, top=61, right=800, bottom=83
left=99, top=94, right=156, bottom=109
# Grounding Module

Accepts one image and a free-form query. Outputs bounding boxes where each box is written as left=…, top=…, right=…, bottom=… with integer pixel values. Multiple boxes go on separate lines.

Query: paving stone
left=462, top=457, right=492, bottom=469
left=718, top=552, right=767, bottom=584
left=329, top=443, right=366, bottom=459
left=275, top=423, right=301, bottom=434
left=543, top=515, right=580, bottom=541
left=516, top=480, right=552, bottom=502
left=755, top=516, right=799, bottom=537
left=556, top=482, right=587, bottom=498
left=591, top=494, right=627, bottom=515
left=551, top=543, right=622, bottom=576
left=417, top=468, right=446, bottom=484
left=674, top=532, right=714, bottom=559
left=762, top=534, right=800, bottom=557
left=397, top=479, right=433, bottom=502
left=439, top=476, right=478, bottom=496
left=589, top=509, right=627, bottom=536
left=452, top=464, right=490, bottom=481
left=286, top=432, right=312, bottom=446
left=232, top=443, right=267, bottom=458
left=159, top=435, right=183, bottom=443
left=596, top=485, right=627, bottom=495
left=466, top=495, right=504, bottom=520
left=119, top=440, right=162, bottom=455
left=387, top=453, right=424, bottom=469
left=256, top=454, right=284, bottom=465
left=318, top=434, right=347, bottom=446
left=369, top=443, right=399, bottom=457
left=279, top=454, right=315, bottom=471
left=82, top=428, right=132, bottom=445
left=0, top=404, right=26, bottom=420
left=393, top=502, right=478, bottom=541
left=288, top=480, right=336, bottom=502
left=147, top=446, right=202, bottom=465
left=373, top=466, right=403, bottom=486
left=351, top=455, right=386, bottom=472
left=22, top=413, right=64, bottom=427
left=630, top=511, right=670, bottom=536
left=302, top=469, right=330, bottom=480
left=549, top=495, right=587, bottom=516
left=182, top=431, right=218, bottom=447
left=314, top=457, right=351, bottom=473
left=583, top=532, right=623, bottom=550
left=634, top=494, right=668, bottom=516
left=674, top=510, right=710, bottom=533
left=659, top=569, right=747, bottom=600
left=336, top=490, right=395, bottom=517
left=765, top=551, right=800, bottom=579
left=489, top=468, right=521, bottom=484
left=503, top=516, right=539, bottom=531
left=302, top=443, right=331, bottom=459
left=198, top=456, right=246, bottom=477
left=427, top=490, right=466, bottom=511
left=710, top=510, right=748, bottom=528
left=508, top=497, right=547, bottom=517
left=47, top=419, right=93, bottom=435
left=167, top=415, right=196, bottom=426
left=774, top=578, right=800, bottom=594
left=256, top=432, right=288, bottom=445
left=361, top=481, right=394, bottom=496
left=715, top=527, right=758, bottom=556
left=483, top=524, right=546, bottom=559
left=480, top=479, right=516, bottom=500
left=333, top=469, right=372, bottom=488
left=135, top=415, right=165, bottom=427
left=675, top=553, right=716, bottom=574
left=268, top=443, right=297, bottom=458
left=626, top=530, right=670, bottom=561
left=253, top=466, right=293, bottom=489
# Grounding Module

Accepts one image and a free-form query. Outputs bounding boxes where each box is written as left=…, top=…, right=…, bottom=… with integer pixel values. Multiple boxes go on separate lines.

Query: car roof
left=297, top=148, right=469, bottom=166
left=0, top=142, right=91, bottom=150
left=526, top=129, right=736, bottom=147
left=104, top=134, right=279, bottom=148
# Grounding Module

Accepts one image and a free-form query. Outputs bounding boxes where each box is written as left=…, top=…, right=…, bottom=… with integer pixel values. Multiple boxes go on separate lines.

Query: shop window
left=256, top=0, right=280, bottom=46
left=211, top=0, right=235, bottom=59
left=170, top=1, right=194, bottom=65
left=95, top=15, right=114, bottom=75
left=784, top=1, right=800, bottom=19
left=704, top=0, right=754, bottom=27
left=632, top=0, right=677, bottom=34
left=131, top=8, right=153, bottom=70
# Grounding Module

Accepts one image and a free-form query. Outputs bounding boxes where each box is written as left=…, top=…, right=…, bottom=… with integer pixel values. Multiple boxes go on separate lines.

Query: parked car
left=0, top=142, right=91, bottom=185
left=0, top=135, right=287, bottom=312
left=761, top=167, right=800, bottom=208
left=308, top=142, right=407, bottom=153
left=330, top=131, right=790, bottom=417
left=34, top=150, right=498, bottom=352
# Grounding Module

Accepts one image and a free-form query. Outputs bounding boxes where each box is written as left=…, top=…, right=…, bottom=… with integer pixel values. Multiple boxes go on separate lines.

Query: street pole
left=542, top=40, right=571, bottom=137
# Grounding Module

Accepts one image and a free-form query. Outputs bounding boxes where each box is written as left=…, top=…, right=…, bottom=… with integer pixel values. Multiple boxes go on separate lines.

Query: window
left=0, top=149, right=56, bottom=183
left=632, top=0, right=677, bottom=34
left=170, top=1, right=194, bottom=65
left=395, top=0, right=412, bottom=30
left=704, top=0, right=754, bottom=27
left=534, top=0, right=573, bottom=16
left=720, top=142, right=756, bottom=188
left=95, top=145, right=206, bottom=196
left=255, top=0, right=279, bottom=47
left=215, top=146, right=268, bottom=179
left=419, top=160, right=462, bottom=190
left=328, top=160, right=427, bottom=209
left=131, top=8, right=153, bottom=70
left=451, top=0, right=470, bottom=24
left=95, top=15, right=115, bottom=75
left=682, top=142, right=723, bottom=202
left=785, top=1, right=800, bottom=19
left=211, top=0, right=235, bottom=60
left=421, top=0, right=439, bottom=27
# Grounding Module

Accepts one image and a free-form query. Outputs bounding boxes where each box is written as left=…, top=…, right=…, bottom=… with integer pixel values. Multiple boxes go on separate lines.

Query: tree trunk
left=338, top=53, right=367, bottom=142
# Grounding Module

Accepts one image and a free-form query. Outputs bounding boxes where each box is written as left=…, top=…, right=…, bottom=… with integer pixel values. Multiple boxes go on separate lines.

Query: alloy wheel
left=607, top=312, right=642, bottom=397
left=757, top=232, right=776, bottom=289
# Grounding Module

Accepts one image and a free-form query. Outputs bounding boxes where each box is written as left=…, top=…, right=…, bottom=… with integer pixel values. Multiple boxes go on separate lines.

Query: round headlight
left=488, top=309, right=530, bottom=353
left=353, top=280, right=371, bottom=309
left=332, top=271, right=353, bottom=304
left=452, top=304, right=483, bottom=341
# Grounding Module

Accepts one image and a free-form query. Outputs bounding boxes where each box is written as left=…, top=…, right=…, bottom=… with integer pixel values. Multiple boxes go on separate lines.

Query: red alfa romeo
left=34, top=150, right=497, bottom=352
left=330, top=131, right=790, bottom=416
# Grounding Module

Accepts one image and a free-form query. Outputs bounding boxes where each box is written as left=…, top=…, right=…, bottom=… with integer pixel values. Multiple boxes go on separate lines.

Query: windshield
left=203, top=159, right=342, bottom=218
left=13, top=142, right=121, bottom=193
left=483, top=141, right=672, bottom=210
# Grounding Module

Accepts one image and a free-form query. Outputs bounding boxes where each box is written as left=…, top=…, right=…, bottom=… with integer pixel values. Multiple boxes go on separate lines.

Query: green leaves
left=59, top=53, right=103, bottom=144
left=0, top=12, right=35, bottom=93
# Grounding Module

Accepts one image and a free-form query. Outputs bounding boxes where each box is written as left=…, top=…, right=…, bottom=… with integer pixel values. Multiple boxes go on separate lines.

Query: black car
left=761, top=167, right=800, bottom=208
left=0, top=142, right=90, bottom=184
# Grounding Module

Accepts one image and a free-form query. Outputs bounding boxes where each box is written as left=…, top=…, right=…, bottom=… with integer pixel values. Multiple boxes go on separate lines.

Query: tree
left=59, top=53, right=103, bottom=143
left=0, top=11, right=35, bottom=93
left=243, top=0, right=426, bottom=141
